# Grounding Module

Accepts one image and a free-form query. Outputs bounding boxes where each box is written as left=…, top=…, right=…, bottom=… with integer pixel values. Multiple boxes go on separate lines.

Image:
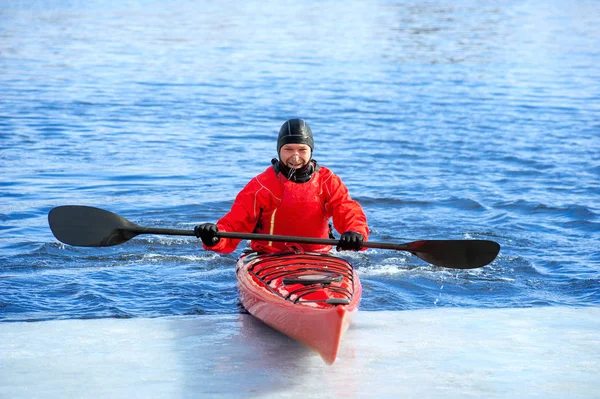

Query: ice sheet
left=1, top=307, right=598, bottom=398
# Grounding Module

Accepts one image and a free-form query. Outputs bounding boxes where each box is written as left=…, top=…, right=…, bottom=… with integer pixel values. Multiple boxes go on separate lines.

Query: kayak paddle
left=48, top=205, right=500, bottom=269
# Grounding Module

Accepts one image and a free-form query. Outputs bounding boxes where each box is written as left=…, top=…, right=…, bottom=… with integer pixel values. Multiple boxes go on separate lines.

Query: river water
left=1, top=0, right=599, bottom=322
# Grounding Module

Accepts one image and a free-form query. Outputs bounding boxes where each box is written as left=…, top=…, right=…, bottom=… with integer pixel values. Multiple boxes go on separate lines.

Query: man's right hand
left=194, top=223, right=220, bottom=247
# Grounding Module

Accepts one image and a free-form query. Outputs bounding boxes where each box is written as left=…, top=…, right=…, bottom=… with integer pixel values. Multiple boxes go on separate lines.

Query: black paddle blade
left=406, top=240, right=500, bottom=269
left=48, top=205, right=141, bottom=247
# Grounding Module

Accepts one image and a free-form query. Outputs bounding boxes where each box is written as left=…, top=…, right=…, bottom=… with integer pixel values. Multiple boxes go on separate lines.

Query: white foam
left=140, top=252, right=220, bottom=263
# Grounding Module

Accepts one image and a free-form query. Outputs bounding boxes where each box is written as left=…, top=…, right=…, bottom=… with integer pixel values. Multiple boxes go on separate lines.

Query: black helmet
left=277, top=118, right=314, bottom=155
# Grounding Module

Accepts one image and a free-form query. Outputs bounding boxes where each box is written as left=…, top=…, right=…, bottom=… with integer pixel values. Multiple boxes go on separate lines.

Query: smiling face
left=279, top=143, right=312, bottom=169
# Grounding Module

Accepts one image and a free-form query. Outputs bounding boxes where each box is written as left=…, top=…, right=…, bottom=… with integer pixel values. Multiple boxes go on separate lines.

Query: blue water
left=1, top=0, right=599, bottom=322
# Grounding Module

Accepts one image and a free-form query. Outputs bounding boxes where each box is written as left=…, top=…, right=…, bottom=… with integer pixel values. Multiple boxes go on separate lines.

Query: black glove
left=194, top=223, right=220, bottom=247
left=337, top=231, right=364, bottom=251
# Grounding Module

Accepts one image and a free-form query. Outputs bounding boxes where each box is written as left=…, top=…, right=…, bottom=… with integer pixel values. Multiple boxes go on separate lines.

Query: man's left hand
left=337, top=231, right=364, bottom=251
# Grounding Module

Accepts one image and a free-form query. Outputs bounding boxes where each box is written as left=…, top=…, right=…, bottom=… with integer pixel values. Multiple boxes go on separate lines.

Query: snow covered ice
left=1, top=307, right=598, bottom=398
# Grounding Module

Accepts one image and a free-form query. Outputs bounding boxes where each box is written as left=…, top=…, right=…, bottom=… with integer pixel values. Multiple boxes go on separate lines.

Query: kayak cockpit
left=240, top=252, right=356, bottom=307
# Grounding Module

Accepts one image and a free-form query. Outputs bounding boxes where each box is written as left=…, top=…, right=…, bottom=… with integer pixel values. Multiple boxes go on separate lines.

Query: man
left=195, top=118, right=368, bottom=253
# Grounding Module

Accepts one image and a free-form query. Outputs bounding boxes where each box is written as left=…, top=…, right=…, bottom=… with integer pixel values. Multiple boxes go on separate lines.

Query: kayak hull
left=236, top=252, right=361, bottom=364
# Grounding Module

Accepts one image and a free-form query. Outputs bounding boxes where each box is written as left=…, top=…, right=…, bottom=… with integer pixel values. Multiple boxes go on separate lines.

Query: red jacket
left=204, top=163, right=369, bottom=253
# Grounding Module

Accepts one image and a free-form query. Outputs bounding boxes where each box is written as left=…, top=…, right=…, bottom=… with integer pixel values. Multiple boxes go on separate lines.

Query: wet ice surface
left=2, top=307, right=598, bottom=398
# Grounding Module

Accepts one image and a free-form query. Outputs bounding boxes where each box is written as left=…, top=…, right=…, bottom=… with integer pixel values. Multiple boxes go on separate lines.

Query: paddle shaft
left=220, top=232, right=412, bottom=250
left=120, top=227, right=410, bottom=250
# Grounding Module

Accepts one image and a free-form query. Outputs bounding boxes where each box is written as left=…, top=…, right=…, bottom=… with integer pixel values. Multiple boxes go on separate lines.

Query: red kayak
left=236, top=251, right=361, bottom=364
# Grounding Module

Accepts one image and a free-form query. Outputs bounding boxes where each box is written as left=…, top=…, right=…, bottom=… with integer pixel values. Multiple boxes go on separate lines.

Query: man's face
left=279, top=144, right=311, bottom=169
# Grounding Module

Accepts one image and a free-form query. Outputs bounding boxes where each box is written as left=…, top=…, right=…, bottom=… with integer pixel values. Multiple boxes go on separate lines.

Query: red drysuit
left=203, top=163, right=369, bottom=253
